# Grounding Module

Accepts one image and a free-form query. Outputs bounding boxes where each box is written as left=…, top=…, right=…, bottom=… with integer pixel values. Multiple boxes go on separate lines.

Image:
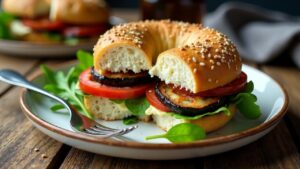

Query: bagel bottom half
left=146, top=104, right=236, bottom=133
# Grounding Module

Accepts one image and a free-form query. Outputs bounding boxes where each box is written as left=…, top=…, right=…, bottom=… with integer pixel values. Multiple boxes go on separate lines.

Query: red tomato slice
left=146, top=88, right=171, bottom=112
left=173, top=72, right=248, bottom=97
left=22, top=18, right=65, bottom=31
left=79, top=69, right=152, bottom=99
left=63, top=25, right=108, bottom=37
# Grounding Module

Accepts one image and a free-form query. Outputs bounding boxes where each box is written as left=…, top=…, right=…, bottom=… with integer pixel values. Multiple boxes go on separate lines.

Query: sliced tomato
left=173, top=72, right=248, bottom=97
left=79, top=69, right=152, bottom=99
left=146, top=88, right=171, bottom=112
left=63, top=25, right=108, bottom=37
left=22, top=18, right=65, bottom=31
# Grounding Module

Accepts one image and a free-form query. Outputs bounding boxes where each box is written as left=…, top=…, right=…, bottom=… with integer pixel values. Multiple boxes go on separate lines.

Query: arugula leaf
left=230, top=81, right=261, bottom=119
left=173, top=106, right=231, bottom=120
left=243, top=80, right=254, bottom=93
left=64, top=37, right=80, bottom=45
left=0, top=11, right=15, bottom=39
left=125, top=97, right=150, bottom=116
left=50, top=104, right=65, bottom=111
left=123, top=116, right=138, bottom=125
left=75, top=50, right=94, bottom=75
left=41, top=50, right=94, bottom=119
left=43, top=32, right=63, bottom=41
left=145, top=123, right=206, bottom=143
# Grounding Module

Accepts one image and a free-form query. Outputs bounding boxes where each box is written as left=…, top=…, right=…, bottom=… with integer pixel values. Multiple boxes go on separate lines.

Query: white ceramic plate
left=0, top=16, right=125, bottom=58
left=20, top=64, right=288, bottom=160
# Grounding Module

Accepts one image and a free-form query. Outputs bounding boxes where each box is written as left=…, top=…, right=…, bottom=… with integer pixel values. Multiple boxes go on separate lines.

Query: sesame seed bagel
left=93, top=20, right=242, bottom=93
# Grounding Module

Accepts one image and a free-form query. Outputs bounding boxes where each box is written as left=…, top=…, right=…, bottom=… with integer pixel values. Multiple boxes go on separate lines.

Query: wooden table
left=1, top=9, right=300, bottom=169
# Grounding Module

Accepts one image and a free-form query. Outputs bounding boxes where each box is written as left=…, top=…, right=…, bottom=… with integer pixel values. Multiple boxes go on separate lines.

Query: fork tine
left=90, top=126, right=116, bottom=132
left=84, top=128, right=107, bottom=135
left=94, top=123, right=118, bottom=131
left=84, top=125, right=138, bottom=137
left=104, top=125, right=138, bottom=137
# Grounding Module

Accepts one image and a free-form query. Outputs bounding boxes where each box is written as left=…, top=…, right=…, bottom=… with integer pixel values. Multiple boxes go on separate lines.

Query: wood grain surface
left=0, top=9, right=299, bottom=169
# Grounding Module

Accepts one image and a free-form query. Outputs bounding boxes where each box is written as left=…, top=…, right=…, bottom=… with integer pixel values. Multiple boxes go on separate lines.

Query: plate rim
left=19, top=63, right=289, bottom=149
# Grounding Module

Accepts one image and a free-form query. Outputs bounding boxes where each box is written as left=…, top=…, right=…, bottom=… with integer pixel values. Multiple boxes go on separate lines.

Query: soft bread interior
left=149, top=53, right=195, bottom=92
left=84, top=95, right=151, bottom=121
left=95, top=45, right=150, bottom=73
left=145, top=106, right=187, bottom=131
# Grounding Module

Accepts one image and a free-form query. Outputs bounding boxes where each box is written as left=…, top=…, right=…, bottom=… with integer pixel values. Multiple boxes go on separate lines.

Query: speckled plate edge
left=19, top=63, right=289, bottom=149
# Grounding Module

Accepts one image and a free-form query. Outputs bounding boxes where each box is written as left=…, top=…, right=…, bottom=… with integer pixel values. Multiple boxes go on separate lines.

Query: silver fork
left=0, top=69, right=138, bottom=138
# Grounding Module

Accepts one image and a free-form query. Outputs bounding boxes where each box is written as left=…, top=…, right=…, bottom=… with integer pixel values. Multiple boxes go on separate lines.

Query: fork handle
left=0, top=69, right=70, bottom=109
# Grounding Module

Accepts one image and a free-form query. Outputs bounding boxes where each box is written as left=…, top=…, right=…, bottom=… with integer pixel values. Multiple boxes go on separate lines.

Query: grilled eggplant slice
left=91, top=67, right=153, bottom=87
left=155, top=82, right=227, bottom=116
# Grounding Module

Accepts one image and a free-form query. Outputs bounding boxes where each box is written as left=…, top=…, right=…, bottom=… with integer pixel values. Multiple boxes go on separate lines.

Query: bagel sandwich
left=78, top=20, right=261, bottom=132
left=1, top=0, right=109, bottom=44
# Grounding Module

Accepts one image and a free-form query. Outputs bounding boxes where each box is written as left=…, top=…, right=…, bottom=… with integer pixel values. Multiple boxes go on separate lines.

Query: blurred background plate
left=0, top=16, right=125, bottom=58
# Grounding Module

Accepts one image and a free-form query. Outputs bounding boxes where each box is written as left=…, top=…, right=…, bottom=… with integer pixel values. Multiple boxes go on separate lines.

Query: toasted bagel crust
left=1, top=0, right=50, bottom=18
left=93, top=20, right=242, bottom=93
left=50, top=0, right=109, bottom=25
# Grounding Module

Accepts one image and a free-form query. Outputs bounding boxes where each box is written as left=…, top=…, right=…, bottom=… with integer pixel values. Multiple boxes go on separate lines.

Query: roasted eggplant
left=91, top=67, right=154, bottom=87
left=155, top=82, right=227, bottom=116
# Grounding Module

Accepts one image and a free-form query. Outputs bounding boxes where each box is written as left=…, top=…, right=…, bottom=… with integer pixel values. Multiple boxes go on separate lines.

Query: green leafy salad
left=41, top=50, right=261, bottom=143
left=0, top=11, right=15, bottom=40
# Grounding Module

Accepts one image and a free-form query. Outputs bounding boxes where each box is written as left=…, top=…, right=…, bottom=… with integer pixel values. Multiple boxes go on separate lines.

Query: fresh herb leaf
left=125, top=97, right=150, bottom=116
left=232, top=93, right=261, bottom=119
left=146, top=123, right=206, bottom=143
left=0, top=11, right=15, bottom=39
left=173, top=106, right=231, bottom=120
left=43, top=32, right=62, bottom=41
left=40, top=50, right=94, bottom=119
left=64, top=37, right=80, bottom=45
left=230, top=81, right=261, bottom=119
left=123, top=116, right=138, bottom=125
left=243, top=81, right=254, bottom=93
left=50, top=104, right=65, bottom=111
left=75, top=50, right=94, bottom=73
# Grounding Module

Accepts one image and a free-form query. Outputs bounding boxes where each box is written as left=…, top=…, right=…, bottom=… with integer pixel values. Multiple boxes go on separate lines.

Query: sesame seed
left=34, top=148, right=39, bottom=152
left=199, top=62, right=205, bottom=66
left=192, top=57, right=197, bottom=62
left=216, top=62, right=221, bottom=66
left=42, top=154, right=48, bottom=159
left=193, top=68, right=197, bottom=73
left=208, top=78, right=212, bottom=82
left=211, top=65, right=215, bottom=70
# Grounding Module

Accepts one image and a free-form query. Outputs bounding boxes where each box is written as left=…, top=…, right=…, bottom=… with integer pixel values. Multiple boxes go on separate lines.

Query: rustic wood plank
left=0, top=60, right=75, bottom=169
left=0, top=87, right=65, bottom=169
left=59, top=149, right=95, bottom=169
left=60, top=148, right=202, bottom=169
left=0, top=54, right=39, bottom=94
left=204, top=120, right=300, bottom=169
left=262, top=66, right=300, bottom=140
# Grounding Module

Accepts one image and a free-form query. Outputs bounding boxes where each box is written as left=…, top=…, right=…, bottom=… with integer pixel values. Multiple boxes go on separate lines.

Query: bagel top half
left=93, top=20, right=242, bottom=93
left=50, top=0, right=109, bottom=25
left=1, top=0, right=50, bottom=18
